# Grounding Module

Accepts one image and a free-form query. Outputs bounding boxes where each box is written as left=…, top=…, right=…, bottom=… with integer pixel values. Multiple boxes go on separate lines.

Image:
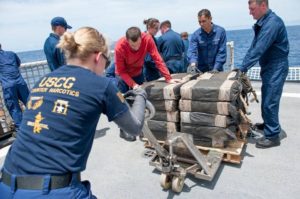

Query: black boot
left=256, top=136, right=280, bottom=148
left=120, top=129, right=136, bottom=142
left=254, top=123, right=264, bottom=130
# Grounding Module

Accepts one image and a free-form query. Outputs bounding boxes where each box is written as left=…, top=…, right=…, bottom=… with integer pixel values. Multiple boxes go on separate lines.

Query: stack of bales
left=179, top=71, right=244, bottom=148
left=143, top=73, right=199, bottom=141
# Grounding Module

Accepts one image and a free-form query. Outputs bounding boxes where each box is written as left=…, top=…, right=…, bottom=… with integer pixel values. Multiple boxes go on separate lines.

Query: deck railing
left=18, top=42, right=299, bottom=89
left=0, top=42, right=299, bottom=136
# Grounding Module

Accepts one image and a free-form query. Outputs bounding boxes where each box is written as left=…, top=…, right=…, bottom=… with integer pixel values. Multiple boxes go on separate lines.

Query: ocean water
left=226, top=25, right=300, bottom=67
left=17, top=25, right=300, bottom=66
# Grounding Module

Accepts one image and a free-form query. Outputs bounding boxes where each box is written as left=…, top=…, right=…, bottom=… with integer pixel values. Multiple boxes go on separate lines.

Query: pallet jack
left=142, top=100, right=224, bottom=193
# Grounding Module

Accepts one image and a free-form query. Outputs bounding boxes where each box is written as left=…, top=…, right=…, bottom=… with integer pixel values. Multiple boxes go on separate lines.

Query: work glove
left=124, top=88, right=147, bottom=101
left=209, top=69, right=219, bottom=74
left=229, top=68, right=242, bottom=80
left=187, top=63, right=201, bottom=74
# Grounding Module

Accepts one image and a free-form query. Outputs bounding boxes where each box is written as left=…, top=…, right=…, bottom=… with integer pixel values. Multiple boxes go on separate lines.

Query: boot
left=256, top=136, right=280, bottom=148
left=254, top=123, right=264, bottom=130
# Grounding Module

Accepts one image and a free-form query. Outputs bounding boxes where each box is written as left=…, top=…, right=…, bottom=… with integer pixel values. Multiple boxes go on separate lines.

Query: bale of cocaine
left=150, top=100, right=178, bottom=111
left=152, top=111, right=179, bottom=122
left=179, top=71, right=244, bottom=147
left=143, top=73, right=199, bottom=141
left=180, top=78, right=242, bottom=102
left=181, top=123, right=237, bottom=148
left=143, top=73, right=199, bottom=100
left=147, top=120, right=180, bottom=141
left=179, top=100, right=239, bottom=118
left=180, top=112, right=236, bottom=128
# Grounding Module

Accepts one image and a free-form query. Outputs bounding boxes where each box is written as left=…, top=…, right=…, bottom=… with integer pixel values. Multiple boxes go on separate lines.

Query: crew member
left=157, top=20, right=185, bottom=73
left=0, top=27, right=147, bottom=198
left=239, top=0, right=289, bottom=148
left=181, top=32, right=190, bottom=72
left=0, top=43, right=29, bottom=131
left=114, top=26, right=179, bottom=141
left=188, top=9, right=227, bottom=73
left=143, top=18, right=161, bottom=81
left=44, top=16, right=72, bottom=71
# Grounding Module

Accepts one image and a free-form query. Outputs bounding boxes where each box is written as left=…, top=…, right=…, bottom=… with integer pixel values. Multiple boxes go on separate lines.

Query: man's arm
left=15, top=53, right=21, bottom=67
left=187, top=32, right=199, bottom=65
left=213, top=29, right=227, bottom=71
left=115, top=48, right=137, bottom=88
left=240, top=22, right=279, bottom=72
left=113, top=88, right=147, bottom=136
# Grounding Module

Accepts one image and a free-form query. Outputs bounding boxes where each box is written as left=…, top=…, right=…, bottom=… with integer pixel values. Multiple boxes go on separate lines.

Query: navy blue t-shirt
left=4, top=65, right=128, bottom=174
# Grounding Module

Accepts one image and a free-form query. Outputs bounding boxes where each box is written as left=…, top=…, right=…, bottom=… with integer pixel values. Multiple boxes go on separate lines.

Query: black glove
left=123, top=88, right=147, bottom=100
left=208, top=69, right=219, bottom=74
left=187, top=64, right=201, bottom=74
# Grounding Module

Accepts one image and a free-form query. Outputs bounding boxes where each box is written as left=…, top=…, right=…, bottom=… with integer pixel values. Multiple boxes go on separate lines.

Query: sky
left=1, top=0, right=300, bottom=52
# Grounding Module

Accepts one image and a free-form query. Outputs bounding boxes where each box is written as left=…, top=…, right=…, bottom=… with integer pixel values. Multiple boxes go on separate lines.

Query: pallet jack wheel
left=160, top=173, right=172, bottom=189
left=171, top=176, right=184, bottom=193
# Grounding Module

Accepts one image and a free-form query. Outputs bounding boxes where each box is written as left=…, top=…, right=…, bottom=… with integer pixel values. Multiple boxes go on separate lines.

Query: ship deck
left=0, top=81, right=299, bottom=199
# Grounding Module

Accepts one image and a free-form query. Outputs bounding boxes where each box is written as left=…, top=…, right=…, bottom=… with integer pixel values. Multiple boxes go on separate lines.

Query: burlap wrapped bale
left=180, top=112, right=236, bottom=128
left=197, top=71, right=239, bottom=81
left=152, top=111, right=180, bottom=122
left=180, top=78, right=242, bottom=101
left=150, top=100, right=178, bottom=111
left=143, top=73, right=199, bottom=100
left=147, top=120, right=180, bottom=141
left=181, top=123, right=237, bottom=147
left=179, top=100, right=238, bottom=116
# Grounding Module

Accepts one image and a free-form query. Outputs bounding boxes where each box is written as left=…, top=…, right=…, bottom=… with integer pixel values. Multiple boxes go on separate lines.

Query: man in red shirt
left=115, top=26, right=178, bottom=91
left=114, top=26, right=178, bottom=141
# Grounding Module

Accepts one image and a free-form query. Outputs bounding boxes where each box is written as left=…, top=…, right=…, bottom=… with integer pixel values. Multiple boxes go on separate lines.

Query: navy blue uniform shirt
left=157, top=29, right=185, bottom=62
left=4, top=65, right=129, bottom=174
left=0, top=50, right=22, bottom=85
left=143, top=35, right=161, bottom=81
left=188, top=24, right=227, bottom=72
left=241, top=9, right=289, bottom=73
left=44, top=33, right=66, bottom=71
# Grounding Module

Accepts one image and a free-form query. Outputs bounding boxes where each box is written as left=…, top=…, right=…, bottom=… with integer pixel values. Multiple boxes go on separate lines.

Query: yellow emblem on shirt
left=116, top=91, right=125, bottom=103
left=27, top=112, right=49, bottom=133
left=52, top=99, right=69, bottom=115
left=27, top=96, right=44, bottom=110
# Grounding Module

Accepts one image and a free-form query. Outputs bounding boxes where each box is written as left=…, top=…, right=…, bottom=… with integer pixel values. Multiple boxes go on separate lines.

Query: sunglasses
left=101, top=53, right=111, bottom=69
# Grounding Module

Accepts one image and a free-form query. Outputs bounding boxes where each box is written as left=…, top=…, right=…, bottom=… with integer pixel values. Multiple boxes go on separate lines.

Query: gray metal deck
left=0, top=82, right=299, bottom=199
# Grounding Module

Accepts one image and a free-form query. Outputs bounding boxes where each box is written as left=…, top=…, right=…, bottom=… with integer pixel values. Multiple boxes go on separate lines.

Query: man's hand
left=209, top=69, right=219, bottom=74
left=124, top=87, right=147, bottom=100
left=132, top=84, right=141, bottom=90
left=187, top=63, right=201, bottom=74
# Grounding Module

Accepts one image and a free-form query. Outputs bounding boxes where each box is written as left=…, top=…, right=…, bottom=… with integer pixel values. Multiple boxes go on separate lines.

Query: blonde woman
left=0, top=27, right=147, bottom=198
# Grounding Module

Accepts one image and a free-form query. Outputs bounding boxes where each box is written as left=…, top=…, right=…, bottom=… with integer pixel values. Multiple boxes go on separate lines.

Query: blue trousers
left=166, top=59, right=184, bottom=74
left=261, top=59, right=288, bottom=138
left=143, top=62, right=160, bottom=82
left=116, top=73, right=144, bottom=93
left=0, top=174, right=96, bottom=199
left=2, top=80, right=29, bottom=129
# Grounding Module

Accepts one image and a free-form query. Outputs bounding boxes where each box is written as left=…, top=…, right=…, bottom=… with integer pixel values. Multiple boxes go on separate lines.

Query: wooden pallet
left=143, top=138, right=245, bottom=164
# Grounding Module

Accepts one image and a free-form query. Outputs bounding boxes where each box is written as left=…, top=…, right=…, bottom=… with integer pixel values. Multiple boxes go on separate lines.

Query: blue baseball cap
left=51, top=17, right=72, bottom=29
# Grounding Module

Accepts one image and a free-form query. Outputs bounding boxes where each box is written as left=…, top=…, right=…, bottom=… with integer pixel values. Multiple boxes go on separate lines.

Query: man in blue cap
left=44, top=17, right=72, bottom=71
left=239, top=0, right=289, bottom=148
left=0, top=43, right=29, bottom=132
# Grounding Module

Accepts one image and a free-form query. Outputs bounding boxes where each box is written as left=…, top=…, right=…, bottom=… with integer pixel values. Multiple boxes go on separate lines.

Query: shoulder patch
left=116, top=91, right=125, bottom=103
